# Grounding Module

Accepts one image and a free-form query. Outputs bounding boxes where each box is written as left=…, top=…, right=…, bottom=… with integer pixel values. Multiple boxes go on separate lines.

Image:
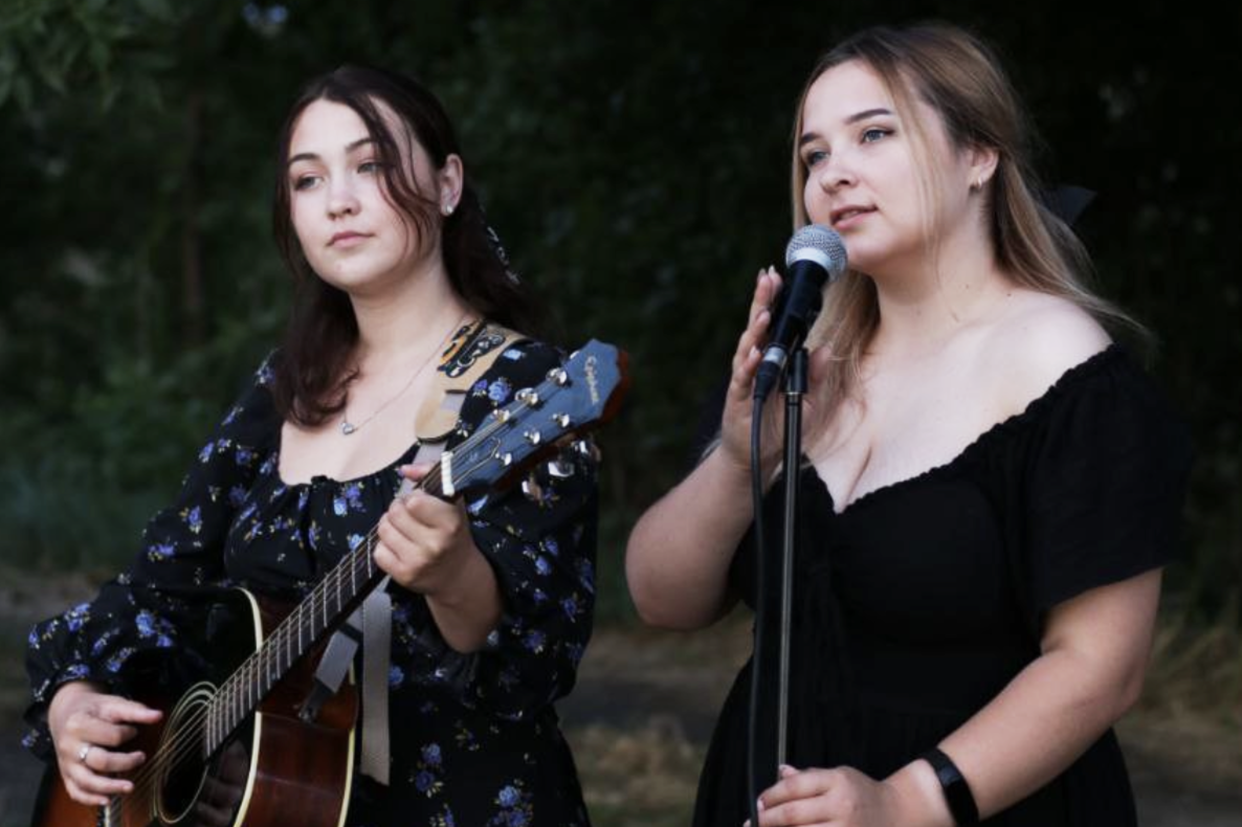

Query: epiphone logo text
left=584, top=356, right=600, bottom=405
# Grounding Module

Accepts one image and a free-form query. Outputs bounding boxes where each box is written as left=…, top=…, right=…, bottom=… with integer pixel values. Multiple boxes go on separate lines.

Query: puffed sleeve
left=1016, top=348, right=1194, bottom=620
left=23, top=357, right=280, bottom=759
left=387, top=340, right=600, bottom=719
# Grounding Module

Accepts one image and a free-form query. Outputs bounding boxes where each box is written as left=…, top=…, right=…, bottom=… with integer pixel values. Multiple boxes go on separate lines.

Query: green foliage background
left=1, top=0, right=1238, bottom=622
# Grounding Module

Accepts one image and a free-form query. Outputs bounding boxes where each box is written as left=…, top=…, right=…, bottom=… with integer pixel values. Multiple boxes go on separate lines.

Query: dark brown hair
left=270, top=65, right=540, bottom=426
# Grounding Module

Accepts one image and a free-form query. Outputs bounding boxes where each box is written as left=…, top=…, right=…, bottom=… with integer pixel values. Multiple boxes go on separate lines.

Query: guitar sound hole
left=160, top=740, right=207, bottom=819
left=190, top=739, right=250, bottom=827
left=153, top=685, right=252, bottom=826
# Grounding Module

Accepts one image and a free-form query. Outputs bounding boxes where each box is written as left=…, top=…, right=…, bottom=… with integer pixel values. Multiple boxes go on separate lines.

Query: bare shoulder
left=980, top=290, right=1112, bottom=413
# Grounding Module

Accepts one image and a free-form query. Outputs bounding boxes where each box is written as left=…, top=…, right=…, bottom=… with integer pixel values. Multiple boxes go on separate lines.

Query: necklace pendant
left=340, top=420, right=357, bottom=436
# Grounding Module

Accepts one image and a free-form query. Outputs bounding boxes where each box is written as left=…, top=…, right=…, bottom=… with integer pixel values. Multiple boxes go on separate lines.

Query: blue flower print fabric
left=25, top=334, right=597, bottom=826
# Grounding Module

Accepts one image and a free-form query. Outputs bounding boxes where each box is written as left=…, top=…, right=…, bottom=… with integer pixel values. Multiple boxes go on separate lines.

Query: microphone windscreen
left=784, top=224, right=848, bottom=282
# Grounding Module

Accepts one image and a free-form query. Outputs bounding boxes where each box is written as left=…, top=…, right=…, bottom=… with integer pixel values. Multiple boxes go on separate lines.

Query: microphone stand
left=776, top=346, right=807, bottom=767
left=747, top=345, right=809, bottom=827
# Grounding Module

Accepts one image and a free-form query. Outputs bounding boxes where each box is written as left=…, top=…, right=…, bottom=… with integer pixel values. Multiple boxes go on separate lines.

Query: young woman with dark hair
left=26, top=65, right=597, bottom=826
left=626, top=22, right=1192, bottom=827
left=268, top=65, right=540, bottom=428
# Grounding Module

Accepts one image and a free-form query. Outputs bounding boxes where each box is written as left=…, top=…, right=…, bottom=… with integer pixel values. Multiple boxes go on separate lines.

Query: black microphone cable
left=746, top=224, right=846, bottom=825
left=748, top=394, right=768, bottom=827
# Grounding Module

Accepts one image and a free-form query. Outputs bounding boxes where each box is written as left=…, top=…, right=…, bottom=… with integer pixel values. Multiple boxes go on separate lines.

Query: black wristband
left=921, top=747, right=979, bottom=826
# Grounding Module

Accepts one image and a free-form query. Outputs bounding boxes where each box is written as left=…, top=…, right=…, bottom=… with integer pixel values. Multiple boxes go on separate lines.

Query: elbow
left=624, top=504, right=738, bottom=631
left=1073, top=653, right=1151, bottom=727
left=1095, top=641, right=1154, bottom=723
left=624, top=546, right=721, bottom=632
left=1110, top=661, right=1149, bottom=720
left=636, top=611, right=720, bottom=633
left=625, top=530, right=671, bottom=627
left=631, top=597, right=707, bottom=632
left=625, top=575, right=661, bottom=627
left=625, top=563, right=683, bottom=630
left=1039, top=641, right=1153, bottom=732
left=627, top=574, right=731, bottom=632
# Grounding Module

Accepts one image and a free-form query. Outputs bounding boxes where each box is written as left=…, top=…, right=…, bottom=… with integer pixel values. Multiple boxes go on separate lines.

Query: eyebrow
left=287, top=137, right=376, bottom=167
left=798, top=108, right=895, bottom=146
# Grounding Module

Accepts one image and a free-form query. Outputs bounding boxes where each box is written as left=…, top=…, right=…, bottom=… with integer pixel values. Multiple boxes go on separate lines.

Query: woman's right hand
left=719, top=266, right=836, bottom=485
left=48, top=680, right=163, bottom=806
left=719, top=267, right=785, bottom=478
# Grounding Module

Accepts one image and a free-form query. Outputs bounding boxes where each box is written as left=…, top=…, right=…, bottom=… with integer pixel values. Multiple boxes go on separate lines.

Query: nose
left=327, top=178, right=359, bottom=218
left=817, top=153, right=857, bottom=193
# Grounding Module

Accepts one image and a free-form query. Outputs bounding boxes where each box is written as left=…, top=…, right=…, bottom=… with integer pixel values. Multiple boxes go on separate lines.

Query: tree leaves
left=0, top=1, right=1236, bottom=613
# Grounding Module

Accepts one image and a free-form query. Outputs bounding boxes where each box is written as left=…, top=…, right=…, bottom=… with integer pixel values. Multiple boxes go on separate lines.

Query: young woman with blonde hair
left=627, top=22, right=1191, bottom=827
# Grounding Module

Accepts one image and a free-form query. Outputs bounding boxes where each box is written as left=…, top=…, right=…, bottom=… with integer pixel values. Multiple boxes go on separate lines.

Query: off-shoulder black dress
left=694, top=345, right=1193, bottom=826
left=26, top=331, right=597, bottom=827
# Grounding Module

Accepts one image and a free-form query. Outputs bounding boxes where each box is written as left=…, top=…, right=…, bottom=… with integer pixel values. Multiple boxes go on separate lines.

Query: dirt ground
left=3, top=574, right=1240, bottom=826
left=559, top=623, right=1242, bottom=827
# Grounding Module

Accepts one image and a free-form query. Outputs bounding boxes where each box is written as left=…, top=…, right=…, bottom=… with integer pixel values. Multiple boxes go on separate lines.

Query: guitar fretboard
left=194, top=369, right=573, bottom=757
left=201, top=464, right=450, bottom=754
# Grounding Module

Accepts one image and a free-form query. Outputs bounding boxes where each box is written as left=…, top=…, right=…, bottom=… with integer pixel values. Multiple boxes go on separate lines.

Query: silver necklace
left=340, top=314, right=470, bottom=436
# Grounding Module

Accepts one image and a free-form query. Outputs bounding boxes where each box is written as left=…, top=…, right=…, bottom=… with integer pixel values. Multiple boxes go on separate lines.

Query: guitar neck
left=193, top=340, right=626, bottom=757
left=203, top=464, right=451, bottom=755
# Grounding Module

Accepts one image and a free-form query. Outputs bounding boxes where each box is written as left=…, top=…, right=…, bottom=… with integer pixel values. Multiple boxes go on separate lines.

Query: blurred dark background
left=1, top=0, right=1237, bottom=619
left=0, top=3, right=1239, bottom=822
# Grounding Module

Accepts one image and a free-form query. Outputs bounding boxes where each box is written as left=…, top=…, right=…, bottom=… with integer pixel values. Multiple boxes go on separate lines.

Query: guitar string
left=114, top=463, right=447, bottom=813
left=196, top=382, right=524, bottom=742
left=111, top=539, right=381, bottom=814
left=114, top=467, right=441, bottom=810
left=115, top=370, right=593, bottom=817
left=203, top=366, right=566, bottom=723
left=115, top=356, right=591, bottom=810
left=109, top=371, right=575, bottom=813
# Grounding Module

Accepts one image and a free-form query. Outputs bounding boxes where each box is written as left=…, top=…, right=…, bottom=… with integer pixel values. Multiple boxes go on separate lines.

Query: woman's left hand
left=753, top=764, right=907, bottom=827
left=374, top=463, right=479, bottom=597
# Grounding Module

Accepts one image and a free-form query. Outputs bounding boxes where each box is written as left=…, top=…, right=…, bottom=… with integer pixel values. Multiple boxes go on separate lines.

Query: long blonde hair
left=792, top=23, right=1141, bottom=407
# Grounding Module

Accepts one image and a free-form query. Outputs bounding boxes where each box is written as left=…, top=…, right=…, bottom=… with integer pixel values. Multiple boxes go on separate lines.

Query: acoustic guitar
left=31, top=340, right=629, bottom=827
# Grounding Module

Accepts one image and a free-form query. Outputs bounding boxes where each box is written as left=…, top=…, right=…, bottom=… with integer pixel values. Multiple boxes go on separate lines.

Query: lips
left=830, top=206, right=876, bottom=228
left=329, top=231, right=371, bottom=247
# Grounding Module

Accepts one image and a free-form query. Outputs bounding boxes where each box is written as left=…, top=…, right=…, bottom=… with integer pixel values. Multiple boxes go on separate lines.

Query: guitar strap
left=310, top=320, right=524, bottom=786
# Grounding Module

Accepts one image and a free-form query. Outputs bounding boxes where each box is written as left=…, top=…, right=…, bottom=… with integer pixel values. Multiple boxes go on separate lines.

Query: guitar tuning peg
left=522, top=474, right=544, bottom=502
left=572, top=438, right=600, bottom=462
left=515, top=388, right=542, bottom=407
left=497, top=452, right=513, bottom=467
left=546, top=367, right=570, bottom=386
left=523, top=430, right=542, bottom=446
left=492, top=408, right=512, bottom=423
left=548, top=458, right=575, bottom=479
left=552, top=412, right=571, bottom=429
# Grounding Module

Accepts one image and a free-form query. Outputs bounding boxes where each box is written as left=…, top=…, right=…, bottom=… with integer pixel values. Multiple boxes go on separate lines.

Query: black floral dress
left=25, top=331, right=597, bottom=827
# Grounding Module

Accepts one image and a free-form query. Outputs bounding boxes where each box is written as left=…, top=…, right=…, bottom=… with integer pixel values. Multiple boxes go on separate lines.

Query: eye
left=358, top=160, right=382, bottom=175
left=803, top=149, right=829, bottom=169
left=292, top=174, right=320, bottom=191
left=861, top=127, right=892, bottom=143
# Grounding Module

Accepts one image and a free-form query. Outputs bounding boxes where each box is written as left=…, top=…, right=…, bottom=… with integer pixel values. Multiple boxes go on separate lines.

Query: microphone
left=753, top=224, right=848, bottom=402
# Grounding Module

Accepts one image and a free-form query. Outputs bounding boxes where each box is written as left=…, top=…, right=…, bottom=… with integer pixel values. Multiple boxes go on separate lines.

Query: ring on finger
left=77, top=742, right=94, bottom=764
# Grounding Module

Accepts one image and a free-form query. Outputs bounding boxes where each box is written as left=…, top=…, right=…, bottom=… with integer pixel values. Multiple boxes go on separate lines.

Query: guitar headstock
left=441, top=339, right=630, bottom=497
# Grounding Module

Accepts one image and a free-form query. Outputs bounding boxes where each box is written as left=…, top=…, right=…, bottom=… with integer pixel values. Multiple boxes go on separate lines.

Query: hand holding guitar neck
left=374, top=462, right=502, bottom=652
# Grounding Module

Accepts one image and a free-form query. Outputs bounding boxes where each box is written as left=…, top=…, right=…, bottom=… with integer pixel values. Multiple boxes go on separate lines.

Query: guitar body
left=32, top=588, right=357, bottom=827
left=30, top=339, right=631, bottom=827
